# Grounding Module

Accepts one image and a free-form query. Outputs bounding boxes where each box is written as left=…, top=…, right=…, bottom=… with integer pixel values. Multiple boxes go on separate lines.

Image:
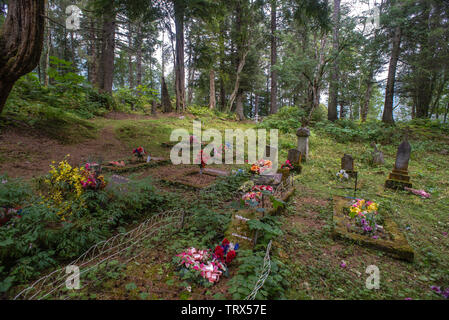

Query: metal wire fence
left=245, top=240, right=273, bottom=300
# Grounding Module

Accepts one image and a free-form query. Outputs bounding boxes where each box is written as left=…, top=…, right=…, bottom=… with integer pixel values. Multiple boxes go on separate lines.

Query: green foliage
left=315, top=120, right=403, bottom=144
left=0, top=177, right=168, bottom=295
left=257, top=105, right=325, bottom=133
left=227, top=249, right=290, bottom=300
left=0, top=175, right=32, bottom=208
left=114, top=85, right=159, bottom=113
left=187, top=105, right=236, bottom=120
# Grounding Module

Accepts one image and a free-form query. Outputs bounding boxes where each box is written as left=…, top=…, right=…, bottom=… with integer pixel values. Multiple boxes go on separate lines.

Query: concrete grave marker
left=296, top=127, right=310, bottom=161
left=385, top=138, right=412, bottom=190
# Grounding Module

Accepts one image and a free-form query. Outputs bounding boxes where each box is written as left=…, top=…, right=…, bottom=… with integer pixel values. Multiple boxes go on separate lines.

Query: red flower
left=222, top=238, right=230, bottom=246
left=226, top=250, right=236, bottom=264
left=214, top=245, right=224, bottom=260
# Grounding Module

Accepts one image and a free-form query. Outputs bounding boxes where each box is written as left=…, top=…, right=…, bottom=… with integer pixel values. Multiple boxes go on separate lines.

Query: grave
left=161, top=167, right=228, bottom=190
left=296, top=127, right=310, bottom=161
left=370, top=142, right=385, bottom=166
left=225, top=209, right=258, bottom=250
left=102, top=157, right=170, bottom=173
left=287, top=149, right=302, bottom=173
left=341, top=154, right=357, bottom=178
left=332, top=196, right=414, bottom=262
left=385, top=138, right=412, bottom=190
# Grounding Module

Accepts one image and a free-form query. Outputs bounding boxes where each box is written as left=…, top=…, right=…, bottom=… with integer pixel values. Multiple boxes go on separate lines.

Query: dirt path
left=0, top=125, right=129, bottom=179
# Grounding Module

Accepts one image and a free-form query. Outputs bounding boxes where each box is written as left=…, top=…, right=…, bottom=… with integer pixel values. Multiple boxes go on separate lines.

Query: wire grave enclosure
left=14, top=209, right=187, bottom=300
left=245, top=240, right=272, bottom=300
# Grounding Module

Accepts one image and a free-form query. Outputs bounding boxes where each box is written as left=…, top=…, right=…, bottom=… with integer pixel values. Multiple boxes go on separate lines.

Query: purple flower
left=431, top=286, right=442, bottom=294
left=372, top=236, right=378, bottom=240
left=340, top=261, right=347, bottom=268
left=443, top=232, right=448, bottom=237
left=442, top=288, right=449, bottom=299
left=404, top=297, right=413, bottom=300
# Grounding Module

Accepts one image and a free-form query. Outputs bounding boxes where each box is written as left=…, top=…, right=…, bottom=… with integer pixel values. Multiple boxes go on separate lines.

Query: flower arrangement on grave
left=344, top=199, right=383, bottom=237
left=80, top=163, right=107, bottom=191
left=336, top=169, right=349, bottom=180
left=195, top=149, right=210, bottom=174
left=0, top=206, right=24, bottom=226
left=404, top=187, right=430, bottom=199
left=281, top=160, right=294, bottom=170
left=174, top=239, right=239, bottom=285
left=250, top=159, right=272, bottom=175
left=242, top=185, right=274, bottom=207
left=133, top=147, right=147, bottom=160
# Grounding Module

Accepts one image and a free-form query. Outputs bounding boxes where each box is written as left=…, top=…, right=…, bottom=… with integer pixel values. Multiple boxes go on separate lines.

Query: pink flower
left=340, top=261, right=347, bottom=268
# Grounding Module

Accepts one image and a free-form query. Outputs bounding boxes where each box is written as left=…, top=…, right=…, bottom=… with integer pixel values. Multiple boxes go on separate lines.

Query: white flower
left=1, top=179, right=7, bottom=184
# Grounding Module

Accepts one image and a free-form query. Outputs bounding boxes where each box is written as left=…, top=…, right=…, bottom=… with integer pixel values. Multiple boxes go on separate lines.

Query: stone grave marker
left=341, top=154, right=357, bottom=178
left=296, top=127, right=310, bottom=161
left=370, top=142, right=385, bottom=166
left=385, top=138, right=412, bottom=190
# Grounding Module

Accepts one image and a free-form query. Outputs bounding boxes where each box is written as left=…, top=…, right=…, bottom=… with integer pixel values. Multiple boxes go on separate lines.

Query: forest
left=0, top=0, right=448, bottom=302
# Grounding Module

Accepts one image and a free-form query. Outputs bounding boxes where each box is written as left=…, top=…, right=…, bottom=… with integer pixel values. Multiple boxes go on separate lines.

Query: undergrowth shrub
left=0, top=177, right=167, bottom=296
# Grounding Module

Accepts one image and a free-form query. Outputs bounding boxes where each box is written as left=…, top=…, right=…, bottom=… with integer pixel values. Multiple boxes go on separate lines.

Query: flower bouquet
left=0, top=206, right=23, bottom=227
left=80, top=163, right=107, bottom=191
left=174, top=239, right=239, bottom=286
left=278, top=160, right=293, bottom=181
left=344, top=199, right=385, bottom=239
left=336, top=169, right=349, bottom=181
left=132, top=147, right=147, bottom=161
left=250, top=159, right=272, bottom=175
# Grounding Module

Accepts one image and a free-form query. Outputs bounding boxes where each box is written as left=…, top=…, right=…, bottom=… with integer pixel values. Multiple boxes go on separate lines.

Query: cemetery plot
left=161, top=167, right=228, bottom=189
left=332, top=196, right=414, bottom=262
left=102, top=157, right=170, bottom=173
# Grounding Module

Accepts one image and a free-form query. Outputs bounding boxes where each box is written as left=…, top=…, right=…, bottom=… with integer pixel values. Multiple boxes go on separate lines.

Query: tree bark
left=209, top=69, right=216, bottom=109
left=128, top=22, right=134, bottom=89
left=174, top=0, right=186, bottom=113
left=88, top=17, right=98, bottom=87
left=44, top=0, right=50, bottom=87
left=235, top=91, right=244, bottom=121
left=361, top=74, right=373, bottom=122
left=328, top=0, right=340, bottom=121
left=135, top=22, right=143, bottom=88
left=270, top=0, right=278, bottom=114
left=0, top=0, right=45, bottom=113
left=98, top=5, right=116, bottom=94
left=161, top=76, right=172, bottom=113
left=382, top=26, right=402, bottom=124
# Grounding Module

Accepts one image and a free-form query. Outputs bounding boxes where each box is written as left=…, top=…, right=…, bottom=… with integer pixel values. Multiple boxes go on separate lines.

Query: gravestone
left=341, top=154, right=357, bottom=178
left=385, top=138, right=412, bottom=190
left=296, top=127, right=310, bottom=161
left=370, top=142, right=385, bottom=166
left=287, top=149, right=302, bottom=173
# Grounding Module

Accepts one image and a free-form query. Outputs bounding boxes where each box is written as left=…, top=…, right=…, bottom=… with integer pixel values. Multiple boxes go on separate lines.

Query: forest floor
left=1, top=112, right=448, bottom=300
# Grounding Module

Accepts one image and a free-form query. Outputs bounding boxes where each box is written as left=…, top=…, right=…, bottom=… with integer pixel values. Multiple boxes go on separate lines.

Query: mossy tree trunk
left=0, top=0, right=46, bottom=114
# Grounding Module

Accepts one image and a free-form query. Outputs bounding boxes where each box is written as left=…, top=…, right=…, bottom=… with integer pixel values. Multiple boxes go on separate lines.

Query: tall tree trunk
left=328, top=0, right=340, bottom=121
left=382, top=26, right=402, bottom=124
left=227, top=50, right=249, bottom=112
left=135, top=22, right=143, bottom=88
left=254, top=94, right=259, bottom=117
left=0, top=0, right=45, bottom=114
left=174, top=0, right=186, bottom=113
left=161, top=76, right=172, bottom=113
left=88, top=17, right=98, bottom=87
left=44, top=0, right=50, bottom=87
left=98, top=5, right=116, bottom=94
left=128, top=22, right=134, bottom=89
left=209, top=69, right=216, bottom=109
left=235, top=91, right=244, bottom=120
left=361, top=74, right=373, bottom=122
left=270, top=0, right=278, bottom=114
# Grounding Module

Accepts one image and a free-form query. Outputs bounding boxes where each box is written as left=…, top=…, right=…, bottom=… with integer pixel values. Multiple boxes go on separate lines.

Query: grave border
left=332, top=196, right=414, bottom=262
